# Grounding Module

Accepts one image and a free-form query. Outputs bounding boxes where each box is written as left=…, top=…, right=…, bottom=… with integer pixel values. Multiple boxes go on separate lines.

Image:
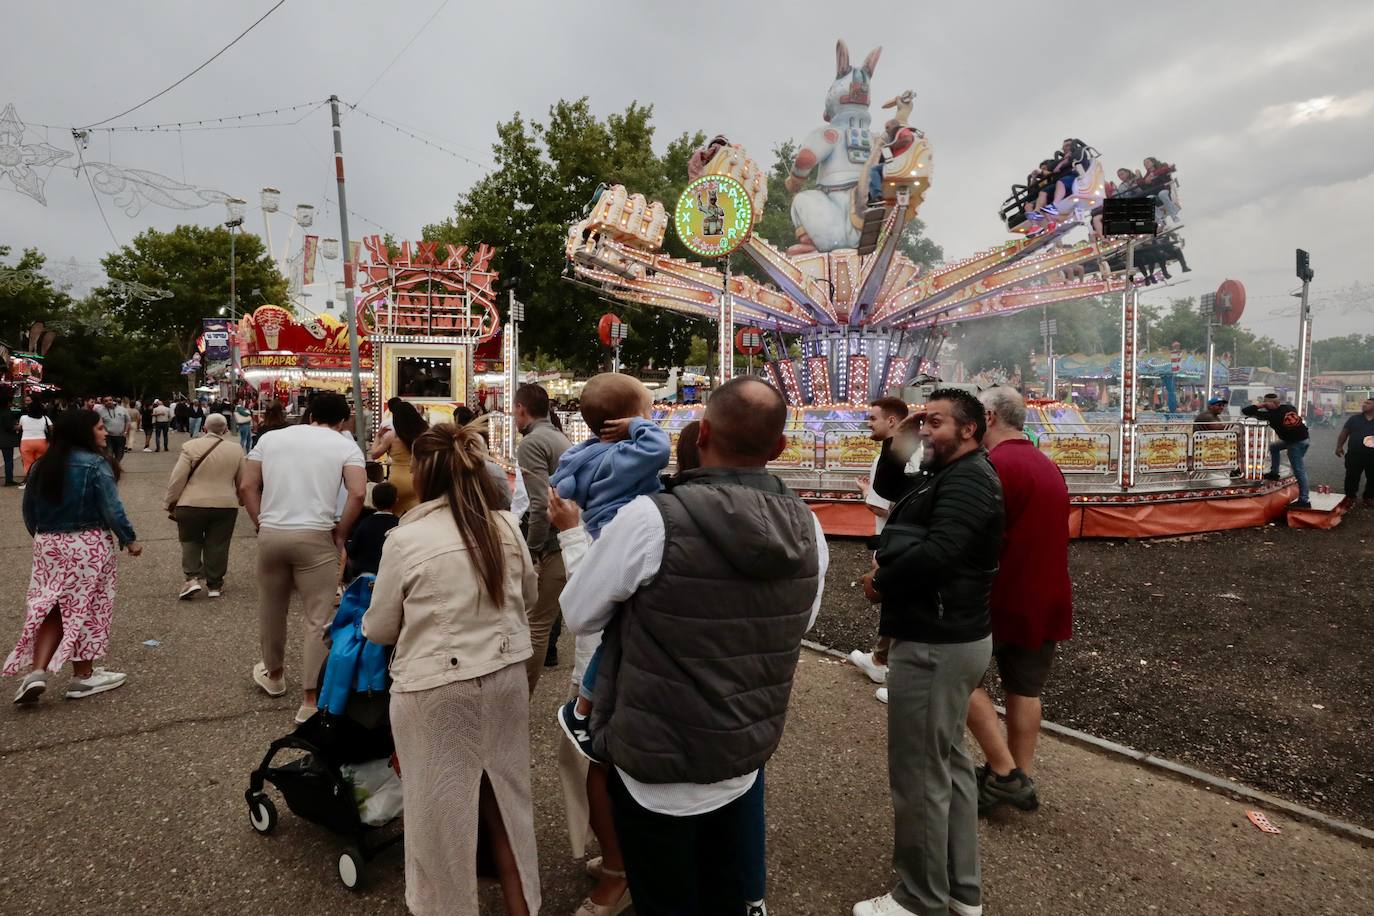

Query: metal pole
left=228, top=226, right=237, bottom=402
left=1204, top=321, right=1215, bottom=405
left=717, top=261, right=734, bottom=386
left=1117, top=241, right=1139, bottom=490
left=261, top=211, right=274, bottom=272
left=1295, top=275, right=1312, bottom=416
left=1048, top=328, right=1057, bottom=401
left=330, top=95, right=367, bottom=448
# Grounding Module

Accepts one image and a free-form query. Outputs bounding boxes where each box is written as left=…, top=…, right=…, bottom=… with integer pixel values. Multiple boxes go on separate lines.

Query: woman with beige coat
left=363, top=423, right=540, bottom=916
left=164, top=412, right=245, bottom=600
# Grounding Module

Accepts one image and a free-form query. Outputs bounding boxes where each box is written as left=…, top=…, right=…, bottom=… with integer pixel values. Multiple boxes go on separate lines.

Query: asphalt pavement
left=0, top=437, right=1369, bottom=915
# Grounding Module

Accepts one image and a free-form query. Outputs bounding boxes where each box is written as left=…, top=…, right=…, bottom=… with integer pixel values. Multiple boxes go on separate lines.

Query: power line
left=353, top=0, right=453, bottom=106
left=76, top=147, right=120, bottom=248
left=79, top=0, right=289, bottom=129
left=347, top=104, right=488, bottom=169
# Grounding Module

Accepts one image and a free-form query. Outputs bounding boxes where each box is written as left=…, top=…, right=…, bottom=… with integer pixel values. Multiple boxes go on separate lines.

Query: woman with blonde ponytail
left=363, top=423, right=541, bottom=915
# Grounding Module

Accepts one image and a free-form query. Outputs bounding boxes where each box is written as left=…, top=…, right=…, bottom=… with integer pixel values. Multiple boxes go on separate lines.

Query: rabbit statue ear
left=835, top=39, right=851, bottom=77
left=863, top=46, right=882, bottom=76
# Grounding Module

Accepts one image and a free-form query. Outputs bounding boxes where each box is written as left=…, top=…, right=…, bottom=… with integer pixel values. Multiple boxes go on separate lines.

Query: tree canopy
left=98, top=224, right=287, bottom=358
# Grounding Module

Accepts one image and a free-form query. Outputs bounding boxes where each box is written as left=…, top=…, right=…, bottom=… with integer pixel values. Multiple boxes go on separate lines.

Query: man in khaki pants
left=239, top=392, right=365, bottom=723
left=513, top=383, right=570, bottom=692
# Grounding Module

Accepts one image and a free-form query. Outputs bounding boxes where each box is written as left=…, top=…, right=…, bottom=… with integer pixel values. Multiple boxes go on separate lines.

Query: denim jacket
left=23, top=450, right=137, bottom=547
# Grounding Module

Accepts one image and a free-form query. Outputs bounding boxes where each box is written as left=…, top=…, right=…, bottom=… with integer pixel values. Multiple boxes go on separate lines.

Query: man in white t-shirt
left=239, top=392, right=366, bottom=723
left=850, top=397, right=910, bottom=694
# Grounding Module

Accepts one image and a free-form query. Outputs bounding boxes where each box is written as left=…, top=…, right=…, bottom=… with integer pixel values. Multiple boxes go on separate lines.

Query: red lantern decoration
left=597, top=313, right=628, bottom=347
left=1216, top=279, right=1246, bottom=326
left=735, top=327, right=764, bottom=355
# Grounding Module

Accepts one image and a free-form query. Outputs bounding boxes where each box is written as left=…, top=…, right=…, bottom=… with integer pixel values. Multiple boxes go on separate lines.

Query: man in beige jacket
left=165, top=413, right=245, bottom=600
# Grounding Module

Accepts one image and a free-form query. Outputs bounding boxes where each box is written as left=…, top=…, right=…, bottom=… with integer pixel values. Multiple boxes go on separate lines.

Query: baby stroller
left=245, top=575, right=402, bottom=889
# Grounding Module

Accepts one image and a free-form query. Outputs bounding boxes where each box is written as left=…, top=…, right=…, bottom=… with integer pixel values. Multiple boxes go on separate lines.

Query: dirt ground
left=812, top=426, right=1374, bottom=829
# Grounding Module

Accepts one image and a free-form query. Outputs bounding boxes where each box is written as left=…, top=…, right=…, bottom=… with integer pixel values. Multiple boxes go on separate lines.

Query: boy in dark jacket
left=346, top=482, right=399, bottom=578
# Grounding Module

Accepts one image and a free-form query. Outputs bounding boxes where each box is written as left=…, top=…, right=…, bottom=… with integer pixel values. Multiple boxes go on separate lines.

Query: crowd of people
left=3, top=371, right=1371, bottom=915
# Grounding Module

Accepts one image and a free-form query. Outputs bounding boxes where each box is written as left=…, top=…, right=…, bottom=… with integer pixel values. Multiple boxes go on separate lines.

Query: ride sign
left=674, top=175, right=754, bottom=258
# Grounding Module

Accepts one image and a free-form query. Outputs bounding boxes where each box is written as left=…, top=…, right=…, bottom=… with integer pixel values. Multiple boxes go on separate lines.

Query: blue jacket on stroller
left=319, top=575, right=388, bottom=715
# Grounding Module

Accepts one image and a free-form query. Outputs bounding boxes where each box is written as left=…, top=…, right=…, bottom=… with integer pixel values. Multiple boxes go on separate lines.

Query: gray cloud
left=2, top=0, right=1372, bottom=348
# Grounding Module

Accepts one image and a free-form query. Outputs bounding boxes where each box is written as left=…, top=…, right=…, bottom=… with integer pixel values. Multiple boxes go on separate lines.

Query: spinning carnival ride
left=564, top=40, right=1139, bottom=406
left=557, top=39, right=1303, bottom=537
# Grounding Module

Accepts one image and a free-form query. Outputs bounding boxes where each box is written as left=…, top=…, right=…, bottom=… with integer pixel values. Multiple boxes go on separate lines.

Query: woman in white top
left=19, top=401, right=52, bottom=478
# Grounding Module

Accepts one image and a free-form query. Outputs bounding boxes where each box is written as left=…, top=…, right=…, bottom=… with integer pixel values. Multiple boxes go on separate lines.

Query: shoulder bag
left=167, top=436, right=225, bottom=521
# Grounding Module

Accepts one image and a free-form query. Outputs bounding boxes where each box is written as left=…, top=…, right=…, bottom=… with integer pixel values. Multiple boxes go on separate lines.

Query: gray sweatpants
left=887, top=636, right=993, bottom=915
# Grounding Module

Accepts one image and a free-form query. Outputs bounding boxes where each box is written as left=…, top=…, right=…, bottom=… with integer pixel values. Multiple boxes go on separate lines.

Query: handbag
left=167, top=436, right=225, bottom=520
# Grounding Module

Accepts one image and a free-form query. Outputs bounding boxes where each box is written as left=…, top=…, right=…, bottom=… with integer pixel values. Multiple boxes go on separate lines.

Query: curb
left=802, top=643, right=1374, bottom=848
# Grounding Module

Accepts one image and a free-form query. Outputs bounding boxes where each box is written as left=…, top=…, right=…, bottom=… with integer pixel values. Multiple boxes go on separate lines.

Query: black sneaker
left=746, top=904, right=768, bottom=916
left=556, top=699, right=600, bottom=762
left=1290, top=499, right=1311, bottom=509
left=1262, top=472, right=1282, bottom=481
left=977, top=764, right=1039, bottom=815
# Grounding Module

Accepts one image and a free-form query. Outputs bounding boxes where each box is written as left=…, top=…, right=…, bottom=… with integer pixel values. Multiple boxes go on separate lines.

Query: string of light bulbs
left=345, top=104, right=489, bottom=169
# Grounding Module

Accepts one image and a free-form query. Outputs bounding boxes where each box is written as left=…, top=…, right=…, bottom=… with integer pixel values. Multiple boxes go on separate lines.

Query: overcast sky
left=4, top=0, right=1373, bottom=348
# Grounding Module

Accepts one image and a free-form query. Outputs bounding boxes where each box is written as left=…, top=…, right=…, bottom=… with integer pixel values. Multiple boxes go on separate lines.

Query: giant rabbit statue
left=784, top=40, right=882, bottom=254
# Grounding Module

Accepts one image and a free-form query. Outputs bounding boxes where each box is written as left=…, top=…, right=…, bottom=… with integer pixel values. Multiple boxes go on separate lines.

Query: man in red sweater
left=967, top=387, right=1072, bottom=814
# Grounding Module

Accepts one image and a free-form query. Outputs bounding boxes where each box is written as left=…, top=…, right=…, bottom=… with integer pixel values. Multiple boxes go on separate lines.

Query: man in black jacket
left=1242, top=393, right=1311, bottom=508
left=854, top=388, right=1003, bottom=916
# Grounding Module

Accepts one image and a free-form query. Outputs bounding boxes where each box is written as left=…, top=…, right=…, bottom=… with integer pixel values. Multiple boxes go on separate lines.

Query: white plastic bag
left=341, top=759, right=404, bottom=826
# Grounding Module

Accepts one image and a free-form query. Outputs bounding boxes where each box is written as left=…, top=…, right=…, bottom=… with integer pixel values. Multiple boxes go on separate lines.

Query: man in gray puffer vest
left=562, top=376, right=829, bottom=915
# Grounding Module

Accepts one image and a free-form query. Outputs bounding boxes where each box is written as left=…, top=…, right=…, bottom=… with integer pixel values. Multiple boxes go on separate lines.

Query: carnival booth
left=238, top=305, right=375, bottom=410
left=355, top=236, right=502, bottom=430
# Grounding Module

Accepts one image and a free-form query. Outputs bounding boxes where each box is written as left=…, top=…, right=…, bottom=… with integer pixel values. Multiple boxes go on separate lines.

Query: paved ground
left=1, top=439, right=1370, bottom=915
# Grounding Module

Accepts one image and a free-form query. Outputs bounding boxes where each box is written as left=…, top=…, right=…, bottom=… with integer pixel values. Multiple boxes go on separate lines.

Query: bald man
left=561, top=377, right=829, bottom=915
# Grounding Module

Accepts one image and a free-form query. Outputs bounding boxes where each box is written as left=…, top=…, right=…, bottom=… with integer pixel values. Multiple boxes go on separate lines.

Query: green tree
left=98, top=225, right=287, bottom=364
left=426, top=100, right=710, bottom=373
left=0, top=246, right=73, bottom=347
left=1313, top=334, right=1374, bottom=371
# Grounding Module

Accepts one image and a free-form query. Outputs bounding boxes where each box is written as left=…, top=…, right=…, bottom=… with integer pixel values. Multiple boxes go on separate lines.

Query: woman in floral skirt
left=6, top=409, right=142, bottom=704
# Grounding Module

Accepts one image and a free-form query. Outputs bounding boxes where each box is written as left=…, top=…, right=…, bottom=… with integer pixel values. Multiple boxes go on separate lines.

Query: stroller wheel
left=338, top=846, right=366, bottom=890
left=247, top=794, right=277, bottom=835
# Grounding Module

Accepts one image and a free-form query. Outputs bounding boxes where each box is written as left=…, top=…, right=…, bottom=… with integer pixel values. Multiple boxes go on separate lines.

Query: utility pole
left=330, top=95, right=367, bottom=448
left=224, top=197, right=246, bottom=402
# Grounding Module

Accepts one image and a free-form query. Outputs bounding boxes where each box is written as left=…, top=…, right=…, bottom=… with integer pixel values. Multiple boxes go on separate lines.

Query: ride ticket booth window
left=397, top=356, right=453, bottom=398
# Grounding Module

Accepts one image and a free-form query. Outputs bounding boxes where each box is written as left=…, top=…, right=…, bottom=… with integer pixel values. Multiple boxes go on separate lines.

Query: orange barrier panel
left=810, top=485, right=1301, bottom=540
left=1287, top=496, right=1352, bottom=530
left=809, top=500, right=878, bottom=538
left=1073, top=486, right=1294, bottom=538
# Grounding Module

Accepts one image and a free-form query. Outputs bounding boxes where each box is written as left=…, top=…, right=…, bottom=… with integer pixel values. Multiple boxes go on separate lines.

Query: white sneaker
left=294, top=704, right=317, bottom=724
left=848, top=649, right=888, bottom=685
left=876, top=687, right=889, bottom=704
left=178, top=579, right=202, bottom=600
left=207, top=588, right=222, bottom=598
left=852, top=893, right=917, bottom=916
left=65, top=668, right=126, bottom=699
left=142, top=447, right=152, bottom=452
left=13, top=670, right=47, bottom=704
left=949, top=899, right=983, bottom=916
left=252, top=662, right=286, bottom=698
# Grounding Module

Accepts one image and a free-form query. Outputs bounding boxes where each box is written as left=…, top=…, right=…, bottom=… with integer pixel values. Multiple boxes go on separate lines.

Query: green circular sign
left=674, top=175, right=754, bottom=258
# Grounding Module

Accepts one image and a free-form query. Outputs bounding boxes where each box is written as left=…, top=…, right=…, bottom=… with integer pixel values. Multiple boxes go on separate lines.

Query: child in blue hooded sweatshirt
left=551, top=373, right=670, bottom=759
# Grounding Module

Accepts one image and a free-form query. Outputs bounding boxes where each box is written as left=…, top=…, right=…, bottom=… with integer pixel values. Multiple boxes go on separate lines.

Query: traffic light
left=1296, top=248, right=1314, bottom=282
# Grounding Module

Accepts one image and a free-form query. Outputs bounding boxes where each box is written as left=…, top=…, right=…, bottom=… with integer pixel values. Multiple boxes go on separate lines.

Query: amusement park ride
left=556, top=39, right=1311, bottom=538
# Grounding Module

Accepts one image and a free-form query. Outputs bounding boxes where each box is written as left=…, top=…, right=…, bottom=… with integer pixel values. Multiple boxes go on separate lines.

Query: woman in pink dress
left=6, top=409, right=143, bottom=704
